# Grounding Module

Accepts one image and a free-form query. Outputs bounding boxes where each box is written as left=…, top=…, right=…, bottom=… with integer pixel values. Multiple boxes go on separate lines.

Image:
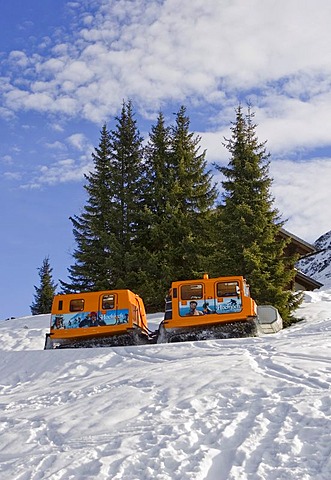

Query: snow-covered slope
left=0, top=296, right=330, bottom=480
left=298, top=229, right=331, bottom=287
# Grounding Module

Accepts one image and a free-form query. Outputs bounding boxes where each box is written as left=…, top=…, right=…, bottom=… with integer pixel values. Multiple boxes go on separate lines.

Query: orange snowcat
left=44, top=289, right=149, bottom=349
left=44, top=275, right=282, bottom=348
left=157, top=273, right=262, bottom=343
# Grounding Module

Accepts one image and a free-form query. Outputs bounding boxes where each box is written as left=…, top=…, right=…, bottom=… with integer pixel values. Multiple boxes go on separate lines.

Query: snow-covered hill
left=0, top=294, right=330, bottom=480
left=298, top=230, right=331, bottom=288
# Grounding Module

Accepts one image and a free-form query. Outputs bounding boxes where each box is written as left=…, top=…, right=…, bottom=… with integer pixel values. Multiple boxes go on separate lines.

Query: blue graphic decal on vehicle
left=179, top=298, right=242, bottom=317
left=51, top=309, right=129, bottom=329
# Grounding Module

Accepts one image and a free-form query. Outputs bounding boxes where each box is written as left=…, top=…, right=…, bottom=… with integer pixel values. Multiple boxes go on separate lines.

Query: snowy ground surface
left=0, top=290, right=330, bottom=480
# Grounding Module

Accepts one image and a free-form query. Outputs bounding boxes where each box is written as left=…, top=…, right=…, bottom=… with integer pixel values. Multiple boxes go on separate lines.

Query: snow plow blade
left=257, top=305, right=283, bottom=334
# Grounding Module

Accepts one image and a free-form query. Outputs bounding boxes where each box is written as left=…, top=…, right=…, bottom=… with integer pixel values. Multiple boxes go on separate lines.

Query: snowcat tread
left=45, top=331, right=149, bottom=349
left=158, top=319, right=261, bottom=343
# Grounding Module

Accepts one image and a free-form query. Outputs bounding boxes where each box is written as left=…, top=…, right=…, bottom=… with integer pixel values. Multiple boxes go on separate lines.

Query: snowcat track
left=44, top=331, right=150, bottom=349
left=157, top=318, right=261, bottom=343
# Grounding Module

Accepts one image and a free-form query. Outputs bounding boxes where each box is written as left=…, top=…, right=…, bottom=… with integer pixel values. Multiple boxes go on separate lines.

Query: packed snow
left=0, top=290, right=330, bottom=480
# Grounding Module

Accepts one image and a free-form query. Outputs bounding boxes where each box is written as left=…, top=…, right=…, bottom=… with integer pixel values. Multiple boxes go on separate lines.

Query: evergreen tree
left=212, top=105, right=300, bottom=324
left=60, top=124, right=114, bottom=292
left=134, top=112, right=173, bottom=309
left=30, top=256, right=57, bottom=314
left=140, top=107, right=217, bottom=310
left=61, top=101, right=146, bottom=293
left=144, top=112, right=172, bottom=221
left=105, top=100, right=146, bottom=289
left=167, top=106, right=217, bottom=280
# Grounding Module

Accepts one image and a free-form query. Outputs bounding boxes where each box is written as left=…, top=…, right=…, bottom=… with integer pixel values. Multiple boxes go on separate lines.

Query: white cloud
left=7, top=51, right=29, bottom=68
left=1, top=0, right=331, bottom=150
left=199, top=89, right=331, bottom=160
left=253, top=90, right=331, bottom=154
left=1, top=155, right=13, bottom=165
left=57, top=60, right=94, bottom=84
left=67, top=133, right=88, bottom=150
left=50, top=123, right=65, bottom=133
left=0, top=105, right=15, bottom=120
left=271, top=158, right=331, bottom=242
left=200, top=131, right=230, bottom=165
left=3, top=171, right=21, bottom=180
left=21, top=132, right=95, bottom=188
left=45, top=141, right=66, bottom=150
left=24, top=155, right=93, bottom=188
left=35, top=58, right=66, bottom=75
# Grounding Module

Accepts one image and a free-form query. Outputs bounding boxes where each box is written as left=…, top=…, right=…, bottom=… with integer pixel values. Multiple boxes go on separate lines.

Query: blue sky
left=1, top=0, right=331, bottom=319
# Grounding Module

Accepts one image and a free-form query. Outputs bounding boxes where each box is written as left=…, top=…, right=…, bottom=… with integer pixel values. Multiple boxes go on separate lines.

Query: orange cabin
left=163, top=274, right=257, bottom=330
left=49, top=289, right=148, bottom=343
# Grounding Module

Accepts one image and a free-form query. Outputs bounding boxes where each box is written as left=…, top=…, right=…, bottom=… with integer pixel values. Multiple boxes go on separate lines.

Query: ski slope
left=0, top=291, right=330, bottom=480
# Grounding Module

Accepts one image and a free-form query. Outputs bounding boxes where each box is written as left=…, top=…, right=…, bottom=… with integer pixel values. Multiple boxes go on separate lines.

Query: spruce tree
left=60, top=124, right=114, bottom=292
left=135, top=112, right=173, bottom=309
left=61, top=101, right=145, bottom=293
left=143, top=112, right=172, bottom=222
left=30, top=256, right=57, bottom=314
left=167, top=106, right=217, bottom=280
left=105, top=100, right=146, bottom=289
left=213, top=105, right=299, bottom=324
left=140, top=107, right=217, bottom=310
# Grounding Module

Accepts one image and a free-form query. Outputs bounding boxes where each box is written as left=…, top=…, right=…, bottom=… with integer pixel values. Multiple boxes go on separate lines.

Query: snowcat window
left=243, top=282, right=250, bottom=297
left=70, top=299, right=85, bottom=312
left=58, top=300, right=63, bottom=311
left=181, top=284, right=203, bottom=300
left=217, top=282, right=240, bottom=297
left=102, top=294, right=115, bottom=310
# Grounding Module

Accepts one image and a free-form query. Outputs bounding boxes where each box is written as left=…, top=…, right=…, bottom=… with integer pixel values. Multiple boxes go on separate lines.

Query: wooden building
left=280, top=228, right=323, bottom=291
